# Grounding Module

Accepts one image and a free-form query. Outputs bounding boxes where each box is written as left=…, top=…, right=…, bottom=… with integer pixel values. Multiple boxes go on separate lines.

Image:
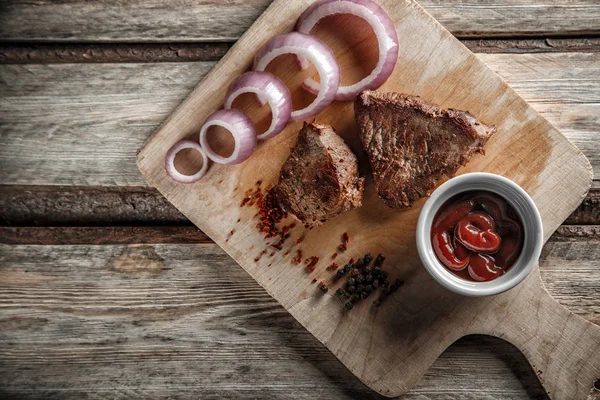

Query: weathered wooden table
left=0, top=1, right=598, bottom=399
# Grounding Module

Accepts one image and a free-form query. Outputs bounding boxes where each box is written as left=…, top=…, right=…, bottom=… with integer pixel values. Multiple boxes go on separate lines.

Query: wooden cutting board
left=136, top=0, right=600, bottom=398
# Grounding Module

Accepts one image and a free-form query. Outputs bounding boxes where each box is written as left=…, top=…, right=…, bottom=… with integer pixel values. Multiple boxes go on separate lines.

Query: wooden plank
left=0, top=52, right=598, bottom=187
left=1, top=224, right=596, bottom=246
left=1, top=38, right=599, bottom=64
left=0, top=0, right=599, bottom=42
left=135, top=1, right=599, bottom=396
left=0, top=239, right=597, bottom=399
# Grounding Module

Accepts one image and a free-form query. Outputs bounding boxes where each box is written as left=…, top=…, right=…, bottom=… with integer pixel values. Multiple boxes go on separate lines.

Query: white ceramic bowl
left=416, top=173, right=544, bottom=297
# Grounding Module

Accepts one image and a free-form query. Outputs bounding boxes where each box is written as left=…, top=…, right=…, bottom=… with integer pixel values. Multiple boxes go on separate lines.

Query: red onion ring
left=224, top=71, right=292, bottom=140
left=296, top=0, right=399, bottom=101
left=253, top=32, right=340, bottom=121
left=164, top=140, right=209, bottom=184
left=199, top=109, right=257, bottom=165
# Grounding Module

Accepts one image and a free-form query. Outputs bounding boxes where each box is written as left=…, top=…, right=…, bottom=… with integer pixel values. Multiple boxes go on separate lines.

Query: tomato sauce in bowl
left=431, top=191, right=524, bottom=282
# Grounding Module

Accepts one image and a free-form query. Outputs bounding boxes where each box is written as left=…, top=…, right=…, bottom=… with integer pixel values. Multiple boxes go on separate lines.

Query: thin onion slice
left=253, top=32, right=340, bottom=121
left=165, top=140, right=209, bottom=184
left=199, top=109, right=257, bottom=165
left=296, top=0, right=399, bottom=101
left=224, top=71, right=292, bottom=140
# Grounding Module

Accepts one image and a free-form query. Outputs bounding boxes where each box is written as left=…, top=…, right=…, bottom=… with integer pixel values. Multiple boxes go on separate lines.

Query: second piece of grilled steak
left=274, top=122, right=364, bottom=228
left=355, top=90, right=496, bottom=209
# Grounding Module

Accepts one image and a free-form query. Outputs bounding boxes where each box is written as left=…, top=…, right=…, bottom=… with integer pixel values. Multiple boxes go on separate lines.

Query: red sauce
left=431, top=191, right=524, bottom=282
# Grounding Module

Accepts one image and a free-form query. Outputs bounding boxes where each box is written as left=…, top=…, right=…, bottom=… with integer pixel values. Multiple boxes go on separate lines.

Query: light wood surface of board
left=136, top=0, right=598, bottom=398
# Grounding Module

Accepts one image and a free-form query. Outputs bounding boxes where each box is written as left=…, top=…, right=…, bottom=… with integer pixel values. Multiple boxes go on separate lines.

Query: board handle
left=489, top=278, right=600, bottom=400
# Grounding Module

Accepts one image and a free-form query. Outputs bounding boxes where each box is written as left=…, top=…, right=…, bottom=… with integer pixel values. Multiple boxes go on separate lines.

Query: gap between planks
left=1, top=37, right=599, bottom=64
left=0, top=186, right=598, bottom=228
left=0, top=225, right=598, bottom=245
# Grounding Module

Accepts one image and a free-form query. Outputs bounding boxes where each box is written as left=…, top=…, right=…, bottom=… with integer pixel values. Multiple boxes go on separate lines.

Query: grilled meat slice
left=355, top=90, right=496, bottom=209
left=274, top=122, right=364, bottom=227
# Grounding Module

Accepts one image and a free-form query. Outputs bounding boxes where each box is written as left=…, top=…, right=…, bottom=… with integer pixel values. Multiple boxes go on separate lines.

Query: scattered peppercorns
left=318, top=281, right=329, bottom=293
left=331, top=252, right=404, bottom=311
left=343, top=264, right=353, bottom=274
left=374, top=253, right=386, bottom=267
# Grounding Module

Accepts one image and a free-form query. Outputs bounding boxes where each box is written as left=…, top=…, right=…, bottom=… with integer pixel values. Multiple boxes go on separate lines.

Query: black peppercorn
left=343, top=264, right=353, bottom=274
left=365, top=273, right=374, bottom=283
left=336, top=288, right=345, bottom=296
left=374, top=253, right=386, bottom=266
left=336, top=269, right=345, bottom=279
left=373, top=280, right=380, bottom=289
left=373, top=299, right=381, bottom=307
left=347, top=285, right=356, bottom=293
left=379, top=271, right=388, bottom=280
left=351, top=293, right=360, bottom=301
left=365, top=284, right=373, bottom=293
left=364, top=265, right=372, bottom=274
left=319, top=284, right=329, bottom=293
left=360, top=291, right=368, bottom=300
left=372, top=266, right=381, bottom=276
left=389, top=284, right=398, bottom=293
left=382, top=278, right=389, bottom=286
left=350, top=268, right=360, bottom=277
left=357, top=284, right=365, bottom=293
left=345, top=301, right=354, bottom=310
left=354, top=259, right=365, bottom=268
left=363, top=253, right=374, bottom=264
left=348, top=277, right=356, bottom=286
left=356, top=274, right=365, bottom=283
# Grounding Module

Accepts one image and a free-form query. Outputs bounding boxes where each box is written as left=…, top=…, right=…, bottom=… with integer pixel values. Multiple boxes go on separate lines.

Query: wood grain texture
left=0, top=53, right=598, bottom=187
left=1, top=0, right=599, bottom=42
left=136, top=0, right=596, bottom=397
left=0, top=239, right=598, bottom=399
